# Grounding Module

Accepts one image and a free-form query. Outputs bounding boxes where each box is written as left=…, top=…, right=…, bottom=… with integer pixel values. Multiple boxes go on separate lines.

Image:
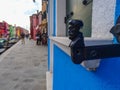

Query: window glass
left=66, top=0, right=92, bottom=37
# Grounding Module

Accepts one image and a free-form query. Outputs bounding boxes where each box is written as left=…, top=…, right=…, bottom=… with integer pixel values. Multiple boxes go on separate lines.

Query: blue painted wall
left=48, top=0, right=50, bottom=71
left=53, top=0, right=56, bottom=36
left=53, top=45, right=120, bottom=90
left=48, top=38, right=50, bottom=71
left=113, top=0, right=120, bottom=43
left=52, top=0, right=120, bottom=90
left=115, top=0, right=120, bottom=24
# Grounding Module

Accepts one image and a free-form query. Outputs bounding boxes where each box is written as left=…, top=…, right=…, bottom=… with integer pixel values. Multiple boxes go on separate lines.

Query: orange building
left=16, top=26, right=29, bottom=38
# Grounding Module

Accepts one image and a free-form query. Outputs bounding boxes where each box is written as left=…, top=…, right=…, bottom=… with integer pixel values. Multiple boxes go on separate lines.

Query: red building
left=36, top=11, right=42, bottom=34
left=30, top=14, right=38, bottom=40
left=0, top=21, right=9, bottom=38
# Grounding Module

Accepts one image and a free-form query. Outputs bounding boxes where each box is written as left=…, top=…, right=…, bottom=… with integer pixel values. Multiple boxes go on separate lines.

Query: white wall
left=92, top=0, right=116, bottom=39
left=56, top=0, right=66, bottom=36
left=48, top=0, right=53, bottom=36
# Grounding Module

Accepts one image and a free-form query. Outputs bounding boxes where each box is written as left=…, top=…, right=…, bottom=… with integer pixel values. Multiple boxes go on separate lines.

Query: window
left=66, top=0, right=92, bottom=37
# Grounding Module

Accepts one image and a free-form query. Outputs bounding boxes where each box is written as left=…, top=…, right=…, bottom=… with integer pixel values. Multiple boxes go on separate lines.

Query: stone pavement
left=0, top=39, right=48, bottom=90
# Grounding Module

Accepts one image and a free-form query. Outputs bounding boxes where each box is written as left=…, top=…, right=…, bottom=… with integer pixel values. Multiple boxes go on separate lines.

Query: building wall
left=53, top=44, right=120, bottom=90
left=92, top=0, right=115, bottom=38
left=38, top=12, right=42, bottom=26
left=48, top=0, right=53, bottom=36
left=30, top=14, right=38, bottom=40
left=48, top=0, right=120, bottom=90
left=42, top=1, right=47, bottom=12
left=0, top=21, right=9, bottom=38
left=33, top=14, right=38, bottom=40
left=30, top=16, right=33, bottom=38
left=56, top=0, right=66, bottom=36
left=115, top=0, right=120, bottom=23
left=16, top=27, right=21, bottom=38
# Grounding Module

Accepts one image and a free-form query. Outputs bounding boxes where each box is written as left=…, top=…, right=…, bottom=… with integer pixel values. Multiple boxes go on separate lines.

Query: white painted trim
left=46, top=71, right=52, bottom=90
left=92, top=0, right=116, bottom=38
left=50, top=39, right=54, bottom=73
left=56, top=0, right=66, bottom=36
left=48, top=0, right=54, bottom=36
left=50, top=37, right=113, bottom=69
left=50, top=37, right=113, bottom=47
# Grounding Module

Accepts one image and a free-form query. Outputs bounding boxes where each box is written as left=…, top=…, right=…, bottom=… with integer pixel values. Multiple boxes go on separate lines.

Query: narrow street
left=0, top=39, right=47, bottom=90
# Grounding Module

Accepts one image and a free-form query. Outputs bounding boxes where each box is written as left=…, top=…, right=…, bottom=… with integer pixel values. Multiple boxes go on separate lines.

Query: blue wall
left=48, top=0, right=50, bottom=71
left=52, top=0, right=120, bottom=90
left=115, top=0, right=120, bottom=24
left=53, top=45, right=120, bottom=90
left=113, top=0, right=120, bottom=43
left=48, top=38, right=50, bottom=71
left=53, top=0, right=56, bottom=36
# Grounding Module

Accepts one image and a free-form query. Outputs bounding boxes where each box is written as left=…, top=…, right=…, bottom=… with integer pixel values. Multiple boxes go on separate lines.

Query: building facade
left=30, top=14, right=38, bottom=40
left=30, top=0, right=48, bottom=41
left=36, top=11, right=42, bottom=33
left=47, top=0, right=120, bottom=90
left=0, top=21, right=9, bottom=38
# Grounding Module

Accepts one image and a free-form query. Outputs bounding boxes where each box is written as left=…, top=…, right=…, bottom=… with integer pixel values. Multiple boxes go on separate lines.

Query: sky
left=0, top=0, right=42, bottom=31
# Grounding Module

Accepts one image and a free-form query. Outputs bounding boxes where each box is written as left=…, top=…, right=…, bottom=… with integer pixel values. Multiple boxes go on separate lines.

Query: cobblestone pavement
left=0, top=39, right=48, bottom=90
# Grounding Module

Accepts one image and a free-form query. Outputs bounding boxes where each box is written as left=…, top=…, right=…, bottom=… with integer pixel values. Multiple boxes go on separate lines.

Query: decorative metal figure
left=68, top=19, right=120, bottom=66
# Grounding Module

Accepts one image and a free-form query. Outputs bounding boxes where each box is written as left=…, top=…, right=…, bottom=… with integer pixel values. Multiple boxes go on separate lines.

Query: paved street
left=0, top=39, right=48, bottom=90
